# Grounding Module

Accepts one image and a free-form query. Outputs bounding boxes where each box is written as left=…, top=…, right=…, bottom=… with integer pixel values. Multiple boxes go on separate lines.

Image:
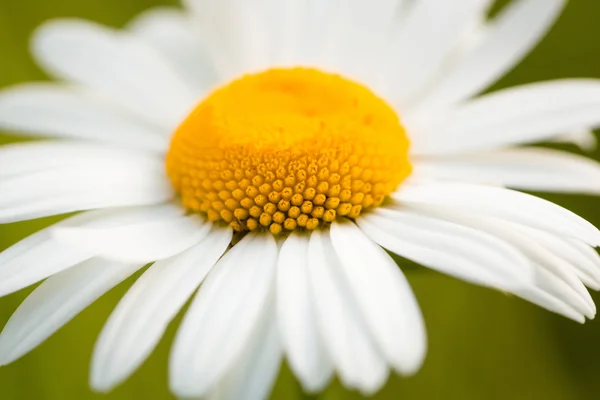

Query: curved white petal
left=32, top=19, right=198, bottom=129
left=307, top=229, right=388, bottom=396
left=276, top=231, right=333, bottom=393
left=513, top=226, right=600, bottom=290
left=182, top=0, right=271, bottom=80
left=517, top=281, right=586, bottom=323
left=0, top=84, right=168, bottom=152
left=258, top=0, right=310, bottom=65
left=417, top=0, right=566, bottom=109
left=0, top=206, right=183, bottom=297
left=330, top=220, right=426, bottom=375
left=0, top=152, right=173, bottom=223
left=567, top=239, right=600, bottom=288
left=392, top=181, right=600, bottom=246
left=551, top=128, right=598, bottom=152
left=357, top=209, right=534, bottom=290
left=409, top=80, right=600, bottom=155
left=0, top=142, right=162, bottom=179
left=0, top=218, right=91, bottom=297
left=90, top=226, right=231, bottom=392
left=169, top=232, right=278, bottom=399
left=422, top=210, right=595, bottom=320
left=127, top=7, right=216, bottom=94
left=51, top=212, right=209, bottom=264
left=0, top=259, right=142, bottom=365
left=0, top=204, right=189, bottom=296
left=208, top=304, right=282, bottom=400
left=311, top=0, right=400, bottom=85
left=381, top=0, right=492, bottom=105
left=412, top=148, right=600, bottom=194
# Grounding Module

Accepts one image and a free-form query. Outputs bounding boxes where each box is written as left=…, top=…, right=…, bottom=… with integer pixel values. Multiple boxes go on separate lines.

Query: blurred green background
left=2, top=0, right=600, bottom=399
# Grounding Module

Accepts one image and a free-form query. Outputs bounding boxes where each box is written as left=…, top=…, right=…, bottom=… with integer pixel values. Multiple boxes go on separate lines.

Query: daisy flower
left=2, top=0, right=600, bottom=398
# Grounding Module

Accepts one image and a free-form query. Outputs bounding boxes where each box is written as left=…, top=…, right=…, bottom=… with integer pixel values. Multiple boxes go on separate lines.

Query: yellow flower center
left=166, top=68, right=411, bottom=234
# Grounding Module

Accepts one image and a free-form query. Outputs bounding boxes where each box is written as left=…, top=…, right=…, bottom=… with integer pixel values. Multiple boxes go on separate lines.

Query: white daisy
left=1, top=0, right=600, bottom=398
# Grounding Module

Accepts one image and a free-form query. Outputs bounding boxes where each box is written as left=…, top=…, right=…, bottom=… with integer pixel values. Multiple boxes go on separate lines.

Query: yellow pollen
left=167, top=67, right=411, bottom=233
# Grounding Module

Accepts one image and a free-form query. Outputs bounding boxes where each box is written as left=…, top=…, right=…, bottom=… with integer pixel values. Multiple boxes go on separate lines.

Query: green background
left=2, top=0, right=600, bottom=399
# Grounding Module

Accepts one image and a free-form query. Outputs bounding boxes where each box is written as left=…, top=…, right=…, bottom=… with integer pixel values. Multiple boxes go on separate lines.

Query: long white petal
left=392, top=181, right=600, bottom=246
left=412, top=148, right=600, bottom=194
left=517, top=281, right=586, bottom=323
left=90, top=226, right=231, bottom=392
left=381, top=0, right=492, bottom=105
left=417, top=0, right=566, bottom=109
left=312, top=0, right=400, bottom=85
left=169, top=232, right=278, bottom=398
left=409, top=80, right=600, bottom=155
left=51, top=212, right=209, bottom=264
left=208, top=304, right=282, bottom=400
left=567, top=239, right=600, bottom=288
left=0, top=84, right=168, bottom=152
left=0, top=204, right=189, bottom=296
left=307, top=229, right=388, bottom=395
left=182, top=0, right=271, bottom=80
left=357, top=209, right=534, bottom=290
left=276, top=231, right=333, bottom=393
left=127, top=7, right=216, bottom=94
left=0, top=205, right=184, bottom=296
left=0, top=152, right=173, bottom=223
left=32, top=19, right=197, bottom=129
left=423, top=210, right=595, bottom=320
left=0, top=259, right=142, bottom=365
left=0, top=218, right=91, bottom=297
left=330, top=220, right=426, bottom=375
left=0, top=142, right=162, bottom=179
left=259, top=0, right=310, bottom=65
left=551, top=128, right=598, bottom=152
left=513, top=226, right=600, bottom=290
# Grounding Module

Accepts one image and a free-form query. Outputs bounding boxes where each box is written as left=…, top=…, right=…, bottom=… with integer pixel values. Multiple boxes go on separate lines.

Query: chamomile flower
left=2, top=0, right=600, bottom=398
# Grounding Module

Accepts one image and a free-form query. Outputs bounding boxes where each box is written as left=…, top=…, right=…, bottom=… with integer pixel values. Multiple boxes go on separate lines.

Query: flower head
left=1, top=0, right=600, bottom=398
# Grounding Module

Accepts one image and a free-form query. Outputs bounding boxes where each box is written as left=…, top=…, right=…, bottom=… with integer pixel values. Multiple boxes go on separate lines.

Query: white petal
left=392, top=181, right=600, bottom=246
left=0, top=141, right=162, bottom=178
left=335, top=0, right=399, bottom=35
left=0, top=84, right=167, bottom=152
left=311, top=0, right=399, bottom=84
left=169, top=232, right=278, bottom=398
left=409, top=80, right=600, bottom=155
left=51, top=211, right=209, bottom=264
left=209, top=304, right=282, bottom=400
left=0, top=216, right=91, bottom=297
left=330, top=220, right=426, bottom=375
left=517, top=280, right=586, bottom=323
left=0, top=151, right=173, bottom=223
left=307, top=229, right=388, bottom=395
left=0, top=258, right=142, bottom=365
left=0, top=204, right=188, bottom=296
left=567, top=239, right=600, bottom=288
left=357, top=209, right=534, bottom=291
left=182, top=0, right=271, bottom=80
left=423, top=210, right=595, bottom=320
left=412, top=148, right=600, bottom=194
left=417, top=0, right=566, bottom=109
left=32, top=19, right=198, bottom=129
left=259, top=0, right=310, bottom=65
left=381, top=0, right=492, bottom=105
left=127, top=7, right=216, bottom=94
left=513, top=226, right=600, bottom=290
left=551, top=128, right=598, bottom=152
left=276, top=231, right=333, bottom=393
left=90, top=226, right=232, bottom=392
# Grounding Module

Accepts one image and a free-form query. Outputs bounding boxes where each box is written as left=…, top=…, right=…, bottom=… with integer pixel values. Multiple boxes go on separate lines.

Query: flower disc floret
left=167, top=68, right=411, bottom=234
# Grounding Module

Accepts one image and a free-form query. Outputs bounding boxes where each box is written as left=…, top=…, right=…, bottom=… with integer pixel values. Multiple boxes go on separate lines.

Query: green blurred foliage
left=1, top=0, right=600, bottom=399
